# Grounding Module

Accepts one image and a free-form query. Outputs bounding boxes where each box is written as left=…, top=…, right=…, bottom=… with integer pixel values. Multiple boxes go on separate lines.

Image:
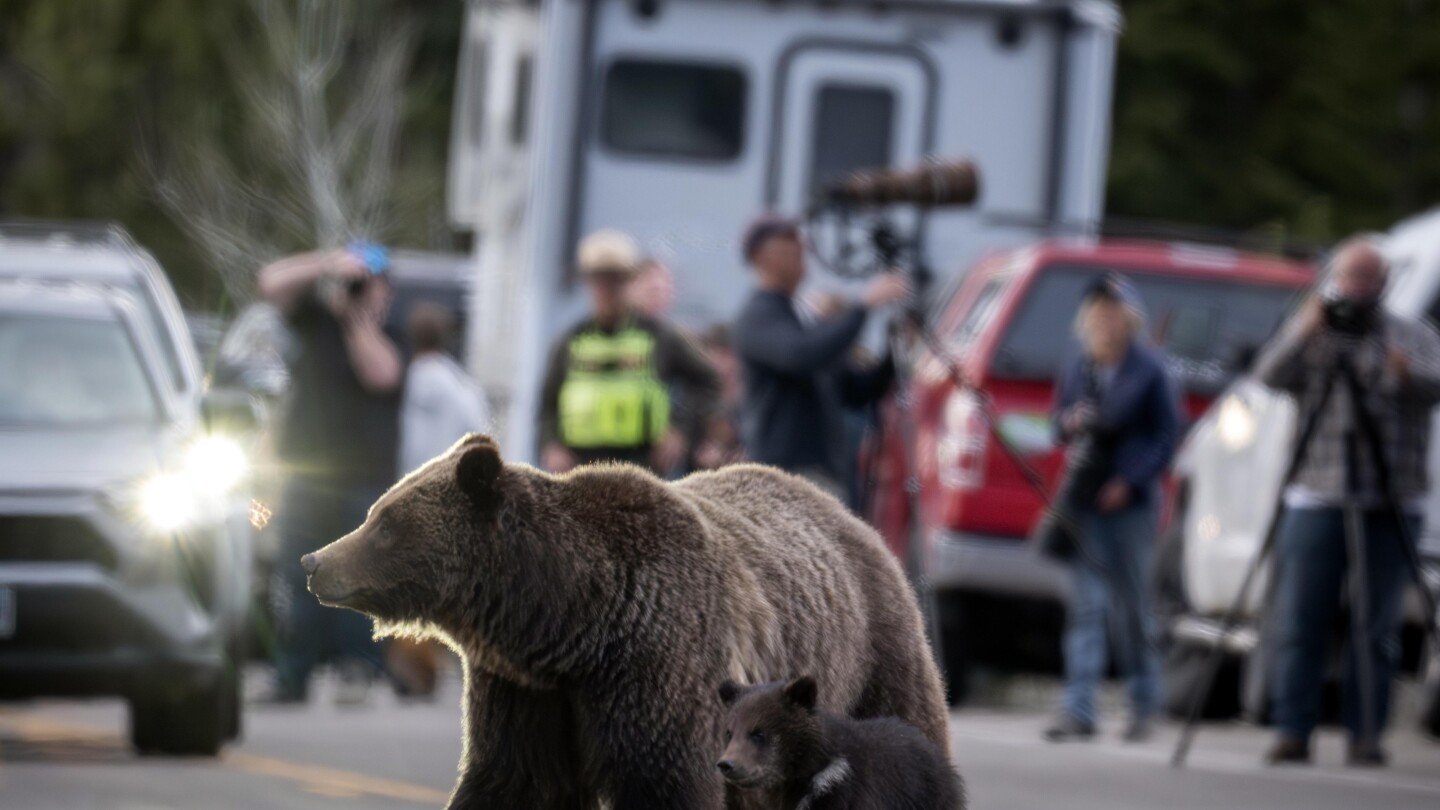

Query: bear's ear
left=456, top=440, right=503, bottom=510
left=718, top=680, right=742, bottom=707
left=783, top=676, right=817, bottom=713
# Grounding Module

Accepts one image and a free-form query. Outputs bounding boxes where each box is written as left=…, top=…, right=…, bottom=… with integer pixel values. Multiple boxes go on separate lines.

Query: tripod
left=1171, top=349, right=1440, bottom=767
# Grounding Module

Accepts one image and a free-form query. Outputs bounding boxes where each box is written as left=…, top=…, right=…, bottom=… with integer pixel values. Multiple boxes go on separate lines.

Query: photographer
left=1045, top=275, right=1180, bottom=744
left=256, top=246, right=403, bottom=705
left=1255, top=237, right=1440, bottom=766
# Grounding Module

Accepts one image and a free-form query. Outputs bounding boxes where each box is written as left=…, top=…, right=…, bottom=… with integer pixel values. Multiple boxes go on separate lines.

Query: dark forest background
left=3, top=0, right=1439, bottom=307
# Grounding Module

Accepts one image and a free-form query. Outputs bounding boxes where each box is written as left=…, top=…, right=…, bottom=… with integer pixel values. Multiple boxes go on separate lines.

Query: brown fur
left=305, top=435, right=947, bottom=810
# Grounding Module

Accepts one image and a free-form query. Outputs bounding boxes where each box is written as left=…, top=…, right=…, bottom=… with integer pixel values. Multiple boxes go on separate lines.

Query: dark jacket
left=1051, top=342, right=1181, bottom=503
left=734, top=289, right=889, bottom=477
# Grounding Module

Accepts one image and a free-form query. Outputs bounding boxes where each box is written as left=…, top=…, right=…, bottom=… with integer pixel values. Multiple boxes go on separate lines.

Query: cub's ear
left=456, top=441, right=503, bottom=510
left=783, top=676, right=818, bottom=713
left=718, top=680, right=742, bottom=707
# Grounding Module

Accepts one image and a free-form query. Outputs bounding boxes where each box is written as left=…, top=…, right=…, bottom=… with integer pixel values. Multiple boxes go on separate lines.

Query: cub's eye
left=723, top=730, right=732, bottom=742
left=748, top=730, right=766, bottom=746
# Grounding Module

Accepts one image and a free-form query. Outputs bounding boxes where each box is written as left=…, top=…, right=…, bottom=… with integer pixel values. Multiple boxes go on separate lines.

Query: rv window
left=511, top=54, right=533, bottom=145
left=464, top=41, right=488, bottom=148
left=601, top=60, right=746, bottom=160
left=808, top=84, right=895, bottom=193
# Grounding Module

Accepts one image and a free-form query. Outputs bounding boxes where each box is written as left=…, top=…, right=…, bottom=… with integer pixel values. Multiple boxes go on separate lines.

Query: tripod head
left=805, top=158, right=982, bottom=321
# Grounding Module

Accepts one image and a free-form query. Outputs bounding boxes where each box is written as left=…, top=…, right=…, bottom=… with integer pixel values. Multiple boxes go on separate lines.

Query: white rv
left=447, top=0, right=1122, bottom=460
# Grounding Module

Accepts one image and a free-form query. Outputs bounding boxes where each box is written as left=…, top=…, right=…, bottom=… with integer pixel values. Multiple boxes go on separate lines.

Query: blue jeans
left=1061, top=499, right=1163, bottom=726
left=274, top=477, right=386, bottom=697
left=1270, top=506, right=1413, bottom=743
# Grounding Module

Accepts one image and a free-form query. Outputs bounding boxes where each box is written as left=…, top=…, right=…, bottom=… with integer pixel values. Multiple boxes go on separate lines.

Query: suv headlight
left=130, top=435, right=251, bottom=535
left=184, top=435, right=250, bottom=493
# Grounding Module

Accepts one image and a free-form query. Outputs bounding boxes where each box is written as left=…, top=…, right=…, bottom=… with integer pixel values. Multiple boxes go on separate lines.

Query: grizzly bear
left=717, top=676, right=964, bottom=809
left=302, top=434, right=948, bottom=809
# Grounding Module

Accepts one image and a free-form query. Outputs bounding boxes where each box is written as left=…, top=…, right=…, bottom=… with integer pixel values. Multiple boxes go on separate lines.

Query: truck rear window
left=990, top=265, right=1299, bottom=395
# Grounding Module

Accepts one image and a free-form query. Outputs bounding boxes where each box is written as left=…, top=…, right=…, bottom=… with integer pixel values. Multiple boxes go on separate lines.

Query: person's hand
left=1062, top=402, right=1096, bottom=435
left=651, top=429, right=688, bottom=473
left=1097, top=478, right=1131, bottom=513
left=327, top=248, right=369, bottom=281
left=1387, top=343, right=1411, bottom=384
left=861, top=273, right=910, bottom=310
left=1293, top=295, right=1325, bottom=338
left=541, top=442, right=577, bottom=474
left=694, top=438, right=742, bottom=470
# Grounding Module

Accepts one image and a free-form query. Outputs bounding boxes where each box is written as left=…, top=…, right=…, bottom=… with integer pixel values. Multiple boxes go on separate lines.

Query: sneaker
left=1043, top=714, right=1096, bottom=743
left=1122, top=716, right=1154, bottom=743
left=1263, top=736, right=1311, bottom=765
left=334, top=661, right=375, bottom=707
left=1346, top=741, right=1388, bottom=768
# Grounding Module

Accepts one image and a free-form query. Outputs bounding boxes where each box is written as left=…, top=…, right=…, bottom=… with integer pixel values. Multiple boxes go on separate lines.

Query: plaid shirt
left=1255, top=311, right=1440, bottom=503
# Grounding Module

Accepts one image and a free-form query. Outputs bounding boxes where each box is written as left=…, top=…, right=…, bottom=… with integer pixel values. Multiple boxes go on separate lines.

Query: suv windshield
left=990, top=264, right=1300, bottom=395
left=0, top=315, right=159, bottom=426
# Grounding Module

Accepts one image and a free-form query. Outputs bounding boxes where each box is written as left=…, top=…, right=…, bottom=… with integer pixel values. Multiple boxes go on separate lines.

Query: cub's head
left=716, top=676, right=822, bottom=791
left=301, top=433, right=507, bottom=633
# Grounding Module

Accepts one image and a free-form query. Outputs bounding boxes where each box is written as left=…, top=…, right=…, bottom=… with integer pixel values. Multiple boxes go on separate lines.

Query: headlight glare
left=185, top=435, right=249, bottom=492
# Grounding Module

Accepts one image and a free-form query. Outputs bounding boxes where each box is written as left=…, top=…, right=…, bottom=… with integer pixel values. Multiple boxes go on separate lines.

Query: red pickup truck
left=865, top=238, right=1314, bottom=702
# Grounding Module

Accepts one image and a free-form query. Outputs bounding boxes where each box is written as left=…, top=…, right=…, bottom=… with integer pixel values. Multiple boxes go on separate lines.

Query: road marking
left=951, top=721, right=1440, bottom=799
left=224, top=751, right=451, bottom=804
left=0, top=711, right=451, bottom=806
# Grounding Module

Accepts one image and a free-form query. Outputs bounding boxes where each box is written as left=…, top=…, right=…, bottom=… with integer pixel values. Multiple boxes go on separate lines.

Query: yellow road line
left=0, top=711, right=451, bottom=806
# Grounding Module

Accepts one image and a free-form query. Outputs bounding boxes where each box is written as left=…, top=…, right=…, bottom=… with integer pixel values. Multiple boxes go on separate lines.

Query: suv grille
left=0, top=515, right=118, bottom=570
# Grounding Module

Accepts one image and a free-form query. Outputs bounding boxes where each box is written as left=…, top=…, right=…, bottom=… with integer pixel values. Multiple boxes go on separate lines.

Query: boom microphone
left=816, top=159, right=980, bottom=210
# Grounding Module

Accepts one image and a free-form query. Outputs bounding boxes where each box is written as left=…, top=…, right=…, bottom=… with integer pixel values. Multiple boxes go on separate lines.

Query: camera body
left=1323, top=296, right=1380, bottom=337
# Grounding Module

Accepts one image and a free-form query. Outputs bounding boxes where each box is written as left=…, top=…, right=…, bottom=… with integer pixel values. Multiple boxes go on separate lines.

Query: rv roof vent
left=995, top=15, right=1026, bottom=49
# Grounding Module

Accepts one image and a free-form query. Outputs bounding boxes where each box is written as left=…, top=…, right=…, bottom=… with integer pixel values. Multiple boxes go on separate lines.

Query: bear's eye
left=723, top=730, right=732, bottom=743
left=748, top=730, right=766, bottom=746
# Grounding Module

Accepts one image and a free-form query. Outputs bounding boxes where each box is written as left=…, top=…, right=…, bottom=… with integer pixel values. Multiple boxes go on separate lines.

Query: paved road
left=2, top=671, right=1438, bottom=809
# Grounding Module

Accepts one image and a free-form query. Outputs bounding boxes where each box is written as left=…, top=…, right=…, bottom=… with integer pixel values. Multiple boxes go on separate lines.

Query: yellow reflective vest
left=557, top=324, right=670, bottom=448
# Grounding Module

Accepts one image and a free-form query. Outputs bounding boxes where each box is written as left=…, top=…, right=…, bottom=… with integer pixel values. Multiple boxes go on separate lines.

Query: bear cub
left=717, top=676, right=964, bottom=810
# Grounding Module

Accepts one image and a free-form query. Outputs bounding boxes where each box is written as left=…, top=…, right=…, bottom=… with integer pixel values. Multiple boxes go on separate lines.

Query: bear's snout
left=300, top=552, right=319, bottom=576
left=716, top=759, right=734, bottom=775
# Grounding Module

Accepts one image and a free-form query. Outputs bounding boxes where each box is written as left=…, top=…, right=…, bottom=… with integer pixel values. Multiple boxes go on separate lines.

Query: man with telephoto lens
left=1045, top=274, right=1181, bottom=744
left=1255, top=236, right=1440, bottom=767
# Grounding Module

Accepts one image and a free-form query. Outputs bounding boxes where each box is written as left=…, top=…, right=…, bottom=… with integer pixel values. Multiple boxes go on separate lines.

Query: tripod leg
left=1342, top=500, right=1378, bottom=748
left=1171, top=366, right=1342, bottom=768
left=1339, top=362, right=1440, bottom=658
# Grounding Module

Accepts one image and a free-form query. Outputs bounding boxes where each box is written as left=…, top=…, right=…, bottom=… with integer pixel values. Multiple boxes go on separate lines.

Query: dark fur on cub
left=303, top=434, right=948, bottom=809
left=718, top=677, right=964, bottom=810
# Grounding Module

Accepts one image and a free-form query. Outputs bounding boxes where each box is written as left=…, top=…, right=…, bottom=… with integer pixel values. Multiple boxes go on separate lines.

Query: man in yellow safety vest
left=539, top=230, right=721, bottom=474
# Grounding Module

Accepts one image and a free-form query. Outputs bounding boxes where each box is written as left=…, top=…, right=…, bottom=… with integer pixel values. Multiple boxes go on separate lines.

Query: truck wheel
left=925, top=588, right=972, bottom=707
left=130, top=672, right=234, bottom=757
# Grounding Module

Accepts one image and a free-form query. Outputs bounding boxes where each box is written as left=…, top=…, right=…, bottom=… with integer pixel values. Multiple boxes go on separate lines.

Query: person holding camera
left=257, top=246, right=404, bottom=704
left=1255, top=237, right=1440, bottom=766
left=1045, top=274, right=1181, bottom=744
left=732, top=215, right=908, bottom=497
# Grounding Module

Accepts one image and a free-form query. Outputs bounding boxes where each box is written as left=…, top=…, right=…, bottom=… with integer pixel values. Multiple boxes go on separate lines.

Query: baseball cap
left=741, top=214, right=801, bottom=263
left=1083, top=273, right=1143, bottom=312
left=577, top=229, right=641, bottom=277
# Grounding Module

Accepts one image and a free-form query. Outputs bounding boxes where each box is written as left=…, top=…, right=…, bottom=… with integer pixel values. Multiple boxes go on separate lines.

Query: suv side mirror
left=201, top=388, right=264, bottom=437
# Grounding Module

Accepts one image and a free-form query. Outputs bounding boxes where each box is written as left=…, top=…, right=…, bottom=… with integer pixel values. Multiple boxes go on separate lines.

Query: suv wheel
left=130, top=669, right=237, bottom=756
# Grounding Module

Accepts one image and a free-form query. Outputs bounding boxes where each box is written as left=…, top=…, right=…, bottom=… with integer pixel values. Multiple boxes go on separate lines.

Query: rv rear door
left=770, top=47, right=932, bottom=214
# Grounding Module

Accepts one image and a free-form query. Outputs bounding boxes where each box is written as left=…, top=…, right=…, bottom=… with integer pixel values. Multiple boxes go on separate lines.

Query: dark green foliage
left=1109, top=0, right=1440, bottom=243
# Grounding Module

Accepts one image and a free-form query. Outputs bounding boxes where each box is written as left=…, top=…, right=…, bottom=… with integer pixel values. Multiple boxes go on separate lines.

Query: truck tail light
left=936, top=389, right=988, bottom=491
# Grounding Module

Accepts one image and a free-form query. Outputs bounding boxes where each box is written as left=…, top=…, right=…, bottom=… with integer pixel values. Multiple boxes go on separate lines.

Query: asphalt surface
left=2, top=670, right=1438, bottom=809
